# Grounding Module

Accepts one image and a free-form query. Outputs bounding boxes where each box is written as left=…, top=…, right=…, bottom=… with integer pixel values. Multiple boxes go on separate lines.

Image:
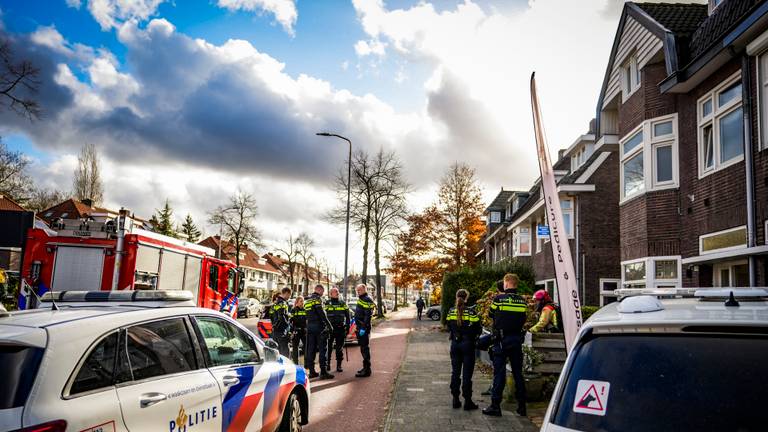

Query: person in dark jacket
left=290, top=296, right=306, bottom=364
left=270, top=287, right=292, bottom=357
left=324, top=287, right=350, bottom=372
left=416, top=296, right=425, bottom=320
left=354, top=284, right=375, bottom=378
left=305, top=284, right=334, bottom=379
left=483, top=273, right=528, bottom=417
left=446, top=289, right=482, bottom=410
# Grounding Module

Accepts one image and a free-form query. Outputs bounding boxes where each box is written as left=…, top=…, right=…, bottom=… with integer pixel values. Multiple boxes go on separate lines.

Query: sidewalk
left=383, top=316, right=538, bottom=432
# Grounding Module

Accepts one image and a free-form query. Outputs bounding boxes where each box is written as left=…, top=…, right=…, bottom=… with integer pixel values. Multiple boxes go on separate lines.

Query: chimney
left=81, top=198, right=93, bottom=207
left=558, top=149, right=565, bottom=160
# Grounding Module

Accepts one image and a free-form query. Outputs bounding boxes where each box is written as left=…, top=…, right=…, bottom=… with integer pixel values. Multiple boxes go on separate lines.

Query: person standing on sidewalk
left=446, top=289, right=481, bottom=411
left=290, top=296, right=307, bottom=364
left=354, top=283, right=375, bottom=378
left=483, top=273, right=528, bottom=417
left=416, top=296, right=425, bottom=320
left=325, top=287, right=350, bottom=373
left=271, top=287, right=292, bottom=358
left=305, top=284, right=334, bottom=380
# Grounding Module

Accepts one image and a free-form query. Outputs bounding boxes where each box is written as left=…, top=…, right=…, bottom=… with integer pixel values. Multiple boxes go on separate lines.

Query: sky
left=0, top=0, right=705, bottom=277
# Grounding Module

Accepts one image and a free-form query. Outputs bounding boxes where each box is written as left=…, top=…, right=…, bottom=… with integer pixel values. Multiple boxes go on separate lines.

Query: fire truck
left=20, top=210, right=243, bottom=316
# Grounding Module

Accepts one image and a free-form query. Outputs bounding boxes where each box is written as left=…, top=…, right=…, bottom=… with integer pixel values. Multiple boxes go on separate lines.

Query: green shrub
left=441, top=260, right=534, bottom=324
left=581, top=305, right=600, bottom=321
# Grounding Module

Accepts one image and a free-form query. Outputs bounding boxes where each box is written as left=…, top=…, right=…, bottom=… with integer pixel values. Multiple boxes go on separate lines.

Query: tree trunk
left=393, top=284, right=398, bottom=311
left=374, top=236, right=384, bottom=318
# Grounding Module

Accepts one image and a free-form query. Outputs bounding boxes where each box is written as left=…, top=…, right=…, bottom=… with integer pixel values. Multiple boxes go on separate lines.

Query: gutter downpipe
left=741, top=54, right=757, bottom=287
left=575, top=195, right=583, bottom=302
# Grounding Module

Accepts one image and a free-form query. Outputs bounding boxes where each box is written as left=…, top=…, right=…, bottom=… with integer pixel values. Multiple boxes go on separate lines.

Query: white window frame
left=621, top=256, right=682, bottom=289
left=758, top=51, right=768, bottom=151
left=536, top=278, right=558, bottom=303
left=490, top=211, right=501, bottom=224
left=599, top=278, right=621, bottom=306
left=620, top=114, right=679, bottom=204
left=621, top=55, right=641, bottom=101
left=697, top=72, right=744, bottom=178
left=765, top=219, right=768, bottom=245
left=513, top=226, right=531, bottom=257
left=699, top=225, right=747, bottom=255
left=713, top=260, right=749, bottom=287
left=560, top=198, right=575, bottom=239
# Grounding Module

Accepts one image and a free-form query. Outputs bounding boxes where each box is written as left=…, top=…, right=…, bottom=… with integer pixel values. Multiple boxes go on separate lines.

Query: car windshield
left=552, top=333, right=768, bottom=432
left=0, top=345, right=44, bottom=409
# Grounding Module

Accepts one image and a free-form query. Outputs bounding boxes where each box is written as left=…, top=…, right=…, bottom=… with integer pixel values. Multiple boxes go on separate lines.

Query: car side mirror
left=264, top=346, right=280, bottom=362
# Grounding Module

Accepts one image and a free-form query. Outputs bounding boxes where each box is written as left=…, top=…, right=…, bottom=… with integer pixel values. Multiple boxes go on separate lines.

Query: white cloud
left=216, top=0, right=298, bottom=36
left=354, top=38, right=387, bottom=57
left=66, top=0, right=166, bottom=30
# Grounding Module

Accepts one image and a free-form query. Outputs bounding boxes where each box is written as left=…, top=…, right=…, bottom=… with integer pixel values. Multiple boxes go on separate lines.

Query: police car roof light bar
left=41, top=290, right=194, bottom=303
left=615, top=287, right=768, bottom=301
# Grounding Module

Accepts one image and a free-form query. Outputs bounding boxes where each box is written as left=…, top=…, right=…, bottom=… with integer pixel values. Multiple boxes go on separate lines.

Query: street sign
left=537, top=224, right=550, bottom=238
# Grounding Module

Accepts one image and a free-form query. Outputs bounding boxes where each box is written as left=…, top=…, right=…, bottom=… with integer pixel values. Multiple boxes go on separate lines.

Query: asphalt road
left=241, top=307, right=414, bottom=431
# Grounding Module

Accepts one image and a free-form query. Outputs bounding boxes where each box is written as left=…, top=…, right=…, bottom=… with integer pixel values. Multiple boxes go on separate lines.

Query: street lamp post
left=316, top=132, right=352, bottom=301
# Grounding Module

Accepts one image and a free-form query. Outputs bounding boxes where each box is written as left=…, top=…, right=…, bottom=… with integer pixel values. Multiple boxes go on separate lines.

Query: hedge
left=440, top=260, right=535, bottom=324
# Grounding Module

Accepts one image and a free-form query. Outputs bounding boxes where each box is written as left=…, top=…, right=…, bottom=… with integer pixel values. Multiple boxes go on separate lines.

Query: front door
left=115, top=317, right=221, bottom=432
left=193, top=316, right=276, bottom=431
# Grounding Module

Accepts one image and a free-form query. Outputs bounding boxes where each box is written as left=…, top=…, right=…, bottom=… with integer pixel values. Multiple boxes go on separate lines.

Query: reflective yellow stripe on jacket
left=490, top=297, right=526, bottom=313
left=357, top=300, right=375, bottom=309
left=325, top=305, right=348, bottom=312
left=445, top=309, right=480, bottom=323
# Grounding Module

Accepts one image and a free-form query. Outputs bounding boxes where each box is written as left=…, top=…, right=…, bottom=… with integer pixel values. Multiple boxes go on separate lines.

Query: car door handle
left=139, top=392, right=168, bottom=408
left=222, top=375, right=240, bottom=387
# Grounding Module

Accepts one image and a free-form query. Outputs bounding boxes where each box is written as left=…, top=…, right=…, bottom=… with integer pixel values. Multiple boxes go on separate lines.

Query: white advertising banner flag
left=530, top=73, right=583, bottom=352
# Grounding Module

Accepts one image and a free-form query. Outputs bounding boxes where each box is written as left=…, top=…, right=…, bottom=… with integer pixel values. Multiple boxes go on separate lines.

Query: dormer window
left=622, top=55, right=640, bottom=100
left=490, top=211, right=501, bottom=223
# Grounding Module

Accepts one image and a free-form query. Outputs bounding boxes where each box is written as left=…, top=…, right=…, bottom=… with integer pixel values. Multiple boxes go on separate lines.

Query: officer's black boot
left=464, top=399, right=478, bottom=411
left=516, top=402, right=527, bottom=417
left=308, top=370, right=319, bottom=379
left=319, top=369, right=335, bottom=380
left=482, top=404, right=502, bottom=417
left=452, top=396, right=461, bottom=409
left=336, top=361, right=343, bottom=373
left=355, top=368, right=371, bottom=378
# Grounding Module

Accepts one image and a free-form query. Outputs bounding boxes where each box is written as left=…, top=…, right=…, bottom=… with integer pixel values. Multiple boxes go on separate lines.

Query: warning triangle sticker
left=572, top=380, right=610, bottom=416
left=576, top=385, right=603, bottom=410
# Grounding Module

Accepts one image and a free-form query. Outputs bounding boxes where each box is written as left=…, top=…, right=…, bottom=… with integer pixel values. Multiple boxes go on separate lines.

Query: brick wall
left=620, top=195, right=648, bottom=261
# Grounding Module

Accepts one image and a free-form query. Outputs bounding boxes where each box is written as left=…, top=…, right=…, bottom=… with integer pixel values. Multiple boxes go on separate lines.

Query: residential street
left=243, top=307, right=413, bottom=431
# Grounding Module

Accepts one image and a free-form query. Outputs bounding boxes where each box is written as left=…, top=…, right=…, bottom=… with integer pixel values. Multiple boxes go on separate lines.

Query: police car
left=0, top=290, right=310, bottom=432
left=539, top=288, right=768, bottom=432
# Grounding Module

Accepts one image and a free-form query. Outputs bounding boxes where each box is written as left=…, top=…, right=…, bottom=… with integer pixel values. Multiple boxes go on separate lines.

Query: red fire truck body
left=21, top=217, right=242, bottom=316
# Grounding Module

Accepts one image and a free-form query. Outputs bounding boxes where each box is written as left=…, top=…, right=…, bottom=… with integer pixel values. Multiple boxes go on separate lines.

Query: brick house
left=478, top=121, right=621, bottom=306
left=598, top=0, right=768, bottom=291
left=198, top=236, right=282, bottom=300
left=0, top=195, right=29, bottom=272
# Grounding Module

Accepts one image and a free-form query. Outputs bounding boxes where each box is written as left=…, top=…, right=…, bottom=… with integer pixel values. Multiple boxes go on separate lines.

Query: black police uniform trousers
left=417, top=307, right=423, bottom=320
left=305, top=326, right=329, bottom=372
left=325, top=325, right=346, bottom=367
left=275, top=334, right=290, bottom=358
left=358, top=328, right=371, bottom=370
left=491, top=334, right=526, bottom=406
left=449, top=338, right=476, bottom=399
left=291, top=328, right=306, bottom=364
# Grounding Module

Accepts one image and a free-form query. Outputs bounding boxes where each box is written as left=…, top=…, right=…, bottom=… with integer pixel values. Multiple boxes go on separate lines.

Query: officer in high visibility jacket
left=270, top=287, right=292, bottom=358
left=324, top=287, right=350, bottom=372
left=446, top=289, right=481, bottom=411
left=305, top=284, right=334, bottom=380
left=290, top=296, right=307, bottom=364
left=482, top=273, right=528, bottom=417
left=354, top=284, right=375, bottom=378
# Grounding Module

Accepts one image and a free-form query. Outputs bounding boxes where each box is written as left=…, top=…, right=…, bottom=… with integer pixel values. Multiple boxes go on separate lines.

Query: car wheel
left=429, top=311, right=440, bottom=321
left=278, top=392, right=302, bottom=432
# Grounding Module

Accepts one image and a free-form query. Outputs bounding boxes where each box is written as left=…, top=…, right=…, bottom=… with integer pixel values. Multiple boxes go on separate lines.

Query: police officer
left=354, top=284, right=375, bottom=378
left=270, top=287, right=292, bottom=358
left=305, top=284, right=334, bottom=379
left=325, top=287, right=350, bottom=373
left=482, top=273, right=528, bottom=417
left=290, top=296, right=307, bottom=364
left=446, top=289, right=481, bottom=411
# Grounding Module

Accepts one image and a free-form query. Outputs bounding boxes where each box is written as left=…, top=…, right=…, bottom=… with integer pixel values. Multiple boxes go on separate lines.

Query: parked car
left=238, top=297, right=262, bottom=318
left=426, top=304, right=441, bottom=321
left=539, top=288, right=768, bottom=432
left=257, top=303, right=274, bottom=340
left=0, top=290, right=310, bottom=432
left=382, top=299, right=394, bottom=313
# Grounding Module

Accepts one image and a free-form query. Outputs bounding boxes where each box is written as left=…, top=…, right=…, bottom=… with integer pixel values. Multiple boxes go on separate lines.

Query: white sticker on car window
left=573, top=380, right=610, bottom=416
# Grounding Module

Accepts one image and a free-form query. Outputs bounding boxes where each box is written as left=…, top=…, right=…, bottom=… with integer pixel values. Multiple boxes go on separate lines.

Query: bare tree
left=27, top=187, right=68, bottom=213
left=370, top=149, right=409, bottom=317
left=72, top=143, right=104, bottom=205
left=208, top=191, right=262, bottom=268
left=295, top=232, right=315, bottom=296
left=0, top=38, right=41, bottom=120
left=0, top=139, right=34, bottom=201
left=275, top=234, right=300, bottom=291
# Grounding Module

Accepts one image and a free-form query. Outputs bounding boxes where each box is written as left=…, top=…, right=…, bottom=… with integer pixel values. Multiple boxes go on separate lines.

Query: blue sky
left=0, top=0, right=635, bottom=269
